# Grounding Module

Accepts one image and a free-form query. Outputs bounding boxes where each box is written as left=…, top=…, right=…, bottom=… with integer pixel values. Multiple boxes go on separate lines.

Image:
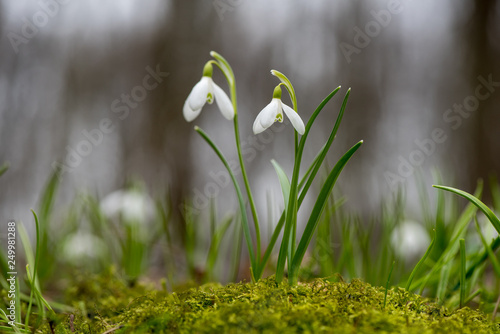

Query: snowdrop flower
left=100, top=188, right=155, bottom=224
left=62, top=232, right=107, bottom=263
left=253, top=86, right=305, bottom=135
left=183, top=63, right=234, bottom=122
left=390, top=221, right=430, bottom=261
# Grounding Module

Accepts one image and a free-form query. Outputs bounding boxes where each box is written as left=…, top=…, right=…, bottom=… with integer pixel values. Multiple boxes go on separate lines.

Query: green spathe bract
left=184, top=51, right=362, bottom=284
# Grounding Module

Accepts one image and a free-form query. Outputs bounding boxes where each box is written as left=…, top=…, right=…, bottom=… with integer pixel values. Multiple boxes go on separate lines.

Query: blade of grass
left=206, top=215, right=233, bottom=279
left=406, top=230, right=436, bottom=291
left=411, top=183, right=482, bottom=289
left=433, top=184, right=500, bottom=234
left=463, top=289, right=481, bottom=305
left=230, top=215, right=243, bottom=282
left=436, top=263, right=451, bottom=304
left=383, top=261, right=396, bottom=309
left=24, top=210, right=42, bottom=327
left=459, top=239, right=466, bottom=308
left=475, top=216, right=500, bottom=277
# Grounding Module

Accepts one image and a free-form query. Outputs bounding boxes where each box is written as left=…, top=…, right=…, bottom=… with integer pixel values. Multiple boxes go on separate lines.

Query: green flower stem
left=254, top=144, right=327, bottom=280
left=275, top=87, right=342, bottom=283
left=234, top=114, right=261, bottom=262
left=211, top=51, right=261, bottom=263
left=195, top=126, right=257, bottom=277
left=272, top=72, right=300, bottom=282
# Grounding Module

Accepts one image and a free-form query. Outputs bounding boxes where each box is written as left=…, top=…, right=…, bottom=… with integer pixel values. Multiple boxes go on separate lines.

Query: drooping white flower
left=100, top=189, right=155, bottom=224
left=390, top=221, right=430, bottom=261
left=253, top=86, right=305, bottom=135
left=62, top=232, right=107, bottom=263
left=183, top=63, right=234, bottom=122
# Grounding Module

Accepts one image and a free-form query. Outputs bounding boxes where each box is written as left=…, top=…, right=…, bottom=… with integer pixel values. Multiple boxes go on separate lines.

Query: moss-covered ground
left=17, top=269, right=497, bottom=334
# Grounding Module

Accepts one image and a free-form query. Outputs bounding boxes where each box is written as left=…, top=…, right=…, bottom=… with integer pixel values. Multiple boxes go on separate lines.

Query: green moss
left=13, top=272, right=500, bottom=333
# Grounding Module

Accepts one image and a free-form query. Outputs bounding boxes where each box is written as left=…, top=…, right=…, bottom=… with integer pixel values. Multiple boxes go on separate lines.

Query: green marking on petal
left=207, top=92, right=214, bottom=104
left=275, top=113, right=283, bottom=123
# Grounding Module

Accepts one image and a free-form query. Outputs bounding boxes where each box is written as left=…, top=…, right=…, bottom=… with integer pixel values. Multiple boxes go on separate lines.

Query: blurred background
left=0, top=0, right=499, bottom=261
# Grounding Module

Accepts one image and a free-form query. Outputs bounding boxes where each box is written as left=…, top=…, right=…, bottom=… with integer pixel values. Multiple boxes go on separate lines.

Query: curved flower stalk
left=183, top=52, right=262, bottom=280
left=253, top=86, right=305, bottom=135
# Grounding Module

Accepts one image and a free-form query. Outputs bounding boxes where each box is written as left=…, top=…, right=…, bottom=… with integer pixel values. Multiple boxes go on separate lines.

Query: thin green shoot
left=433, top=184, right=500, bottom=235
left=383, top=261, right=395, bottom=309
left=459, top=239, right=466, bottom=308
left=474, top=216, right=500, bottom=277
left=406, top=230, right=436, bottom=291
left=206, top=215, right=233, bottom=280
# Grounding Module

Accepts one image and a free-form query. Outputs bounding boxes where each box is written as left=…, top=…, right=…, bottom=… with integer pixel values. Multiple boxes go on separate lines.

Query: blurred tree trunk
left=141, top=0, right=219, bottom=229
left=468, top=0, right=500, bottom=200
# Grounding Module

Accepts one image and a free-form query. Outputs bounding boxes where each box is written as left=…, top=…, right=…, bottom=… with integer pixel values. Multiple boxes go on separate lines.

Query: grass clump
left=42, top=274, right=500, bottom=333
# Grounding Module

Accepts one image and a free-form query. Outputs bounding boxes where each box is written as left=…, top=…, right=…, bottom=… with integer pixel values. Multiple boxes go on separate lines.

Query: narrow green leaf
left=271, top=160, right=291, bottom=214
left=271, top=159, right=293, bottom=263
left=298, top=89, right=350, bottom=207
left=289, top=140, right=363, bottom=283
left=433, top=184, right=500, bottom=235
left=275, top=86, right=341, bottom=282
left=459, top=239, right=466, bottom=308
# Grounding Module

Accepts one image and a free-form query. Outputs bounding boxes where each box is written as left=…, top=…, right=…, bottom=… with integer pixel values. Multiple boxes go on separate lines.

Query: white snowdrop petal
left=253, top=118, right=267, bottom=134
left=253, top=99, right=278, bottom=134
left=213, top=82, right=235, bottom=120
left=282, top=103, right=305, bottom=135
left=183, top=99, right=202, bottom=122
left=188, top=77, right=211, bottom=111
left=260, top=99, right=279, bottom=128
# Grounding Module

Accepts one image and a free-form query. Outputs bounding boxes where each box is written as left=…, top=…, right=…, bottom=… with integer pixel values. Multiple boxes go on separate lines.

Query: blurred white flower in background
left=476, top=212, right=499, bottom=241
left=390, top=220, right=430, bottom=261
left=62, top=232, right=107, bottom=264
left=100, top=188, right=155, bottom=224
left=469, top=212, right=500, bottom=251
